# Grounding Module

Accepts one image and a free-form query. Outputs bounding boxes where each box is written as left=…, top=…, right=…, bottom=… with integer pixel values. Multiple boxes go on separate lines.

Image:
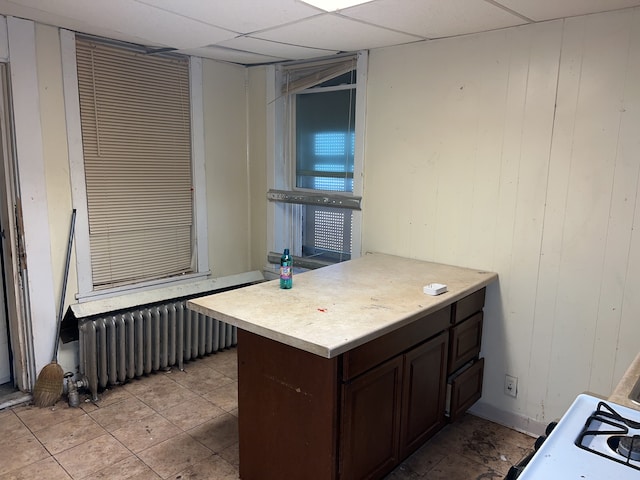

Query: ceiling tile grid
left=340, top=0, right=528, bottom=38
left=0, top=0, right=639, bottom=64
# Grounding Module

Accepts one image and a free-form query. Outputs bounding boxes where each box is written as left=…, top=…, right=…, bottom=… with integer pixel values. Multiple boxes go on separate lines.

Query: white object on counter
left=423, top=283, right=447, bottom=295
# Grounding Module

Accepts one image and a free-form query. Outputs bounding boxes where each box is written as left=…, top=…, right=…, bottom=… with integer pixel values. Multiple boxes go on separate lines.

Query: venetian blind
left=281, top=56, right=356, bottom=95
left=75, top=38, right=193, bottom=288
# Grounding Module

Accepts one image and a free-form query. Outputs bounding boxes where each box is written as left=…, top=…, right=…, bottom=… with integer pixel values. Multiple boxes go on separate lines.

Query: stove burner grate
left=618, top=435, right=640, bottom=461
left=575, top=401, right=640, bottom=471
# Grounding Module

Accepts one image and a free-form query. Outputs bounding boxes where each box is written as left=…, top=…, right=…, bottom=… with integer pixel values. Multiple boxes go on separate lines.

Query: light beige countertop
left=188, top=253, right=497, bottom=358
left=609, top=352, right=640, bottom=411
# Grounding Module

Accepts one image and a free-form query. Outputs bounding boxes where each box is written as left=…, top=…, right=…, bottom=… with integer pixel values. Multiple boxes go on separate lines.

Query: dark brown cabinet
left=340, top=320, right=450, bottom=479
left=446, top=288, right=486, bottom=422
left=400, top=332, right=449, bottom=458
left=448, top=311, right=483, bottom=374
left=449, top=357, right=484, bottom=422
left=340, top=356, right=403, bottom=480
left=236, top=287, right=487, bottom=480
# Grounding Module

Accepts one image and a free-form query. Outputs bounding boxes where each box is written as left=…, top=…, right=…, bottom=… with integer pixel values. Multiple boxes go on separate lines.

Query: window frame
left=61, top=31, right=210, bottom=301
left=266, top=51, right=367, bottom=270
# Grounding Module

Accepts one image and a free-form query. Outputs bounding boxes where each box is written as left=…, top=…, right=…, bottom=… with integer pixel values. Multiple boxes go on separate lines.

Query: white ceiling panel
left=1, top=0, right=237, bottom=48
left=15, top=0, right=237, bottom=48
left=254, top=13, right=422, bottom=52
left=342, top=0, right=528, bottom=38
left=219, top=36, right=338, bottom=61
left=177, top=45, right=286, bottom=64
left=494, top=0, right=640, bottom=22
left=135, top=0, right=323, bottom=34
left=0, top=0, right=160, bottom=46
left=1, top=0, right=640, bottom=64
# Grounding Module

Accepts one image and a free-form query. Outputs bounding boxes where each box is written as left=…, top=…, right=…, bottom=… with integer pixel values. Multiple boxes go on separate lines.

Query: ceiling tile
left=5, top=0, right=236, bottom=48
left=177, top=45, right=286, bottom=65
left=135, top=0, right=322, bottom=34
left=494, top=0, right=640, bottom=22
left=342, top=0, right=528, bottom=38
left=1, top=0, right=639, bottom=65
left=254, top=12, right=422, bottom=51
left=218, top=36, right=339, bottom=61
left=0, top=0, right=159, bottom=45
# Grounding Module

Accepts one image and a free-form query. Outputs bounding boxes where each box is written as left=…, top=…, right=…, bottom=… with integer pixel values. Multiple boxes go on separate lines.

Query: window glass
left=270, top=53, right=365, bottom=268
left=295, top=89, right=355, bottom=192
left=294, top=67, right=357, bottom=262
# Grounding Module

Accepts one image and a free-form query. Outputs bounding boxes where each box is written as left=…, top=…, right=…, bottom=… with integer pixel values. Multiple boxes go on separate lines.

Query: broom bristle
left=33, top=362, right=64, bottom=408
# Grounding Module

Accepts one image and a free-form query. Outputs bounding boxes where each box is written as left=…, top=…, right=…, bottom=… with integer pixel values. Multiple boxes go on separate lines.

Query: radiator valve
left=64, top=372, right=80, bottom=408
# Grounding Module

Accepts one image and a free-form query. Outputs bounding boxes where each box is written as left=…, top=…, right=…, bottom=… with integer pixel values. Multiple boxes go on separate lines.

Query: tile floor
left=0, top=349, right=534, bottom=479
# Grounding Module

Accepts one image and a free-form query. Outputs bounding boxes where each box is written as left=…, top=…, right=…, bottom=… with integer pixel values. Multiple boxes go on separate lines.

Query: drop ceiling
left=0, top=0, right=638, bottom=65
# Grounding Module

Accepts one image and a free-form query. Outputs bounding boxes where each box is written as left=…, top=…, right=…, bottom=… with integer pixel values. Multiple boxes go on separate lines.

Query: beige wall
left=362, top=8, right=640, bottom=427
left=247, top=66, right=268, bottom=272
left=202, top=60, right=252, bottom=277
left=12, top=20, right=251, bottom=378
left=32, top=24, right=252, bottom=300
left=35, top=23, right=78, bottom=376
left=36, top=23, right=76, bottom=327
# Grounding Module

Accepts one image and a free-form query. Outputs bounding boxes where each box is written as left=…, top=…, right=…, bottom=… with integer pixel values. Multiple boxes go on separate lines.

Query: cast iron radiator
left=78, top=300, right=236, bottom=400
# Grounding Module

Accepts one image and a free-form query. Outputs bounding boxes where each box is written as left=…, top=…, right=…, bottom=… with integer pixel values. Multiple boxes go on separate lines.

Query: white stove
left=519, top=394, right=640, bottom=479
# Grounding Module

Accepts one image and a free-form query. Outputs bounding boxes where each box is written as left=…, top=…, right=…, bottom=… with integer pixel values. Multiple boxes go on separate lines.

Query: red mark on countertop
left=317, top=308, right=327, bottom=312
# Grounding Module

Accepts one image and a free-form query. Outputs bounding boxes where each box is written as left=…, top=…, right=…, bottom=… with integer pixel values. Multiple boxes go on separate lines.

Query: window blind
left=75, top=38, right=193, bottom=288
left=281, top=56, right=356, bottom=95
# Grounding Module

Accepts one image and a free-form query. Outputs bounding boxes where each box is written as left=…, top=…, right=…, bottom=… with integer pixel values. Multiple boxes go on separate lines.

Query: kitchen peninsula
left=188, top=253, right=497, bottom=480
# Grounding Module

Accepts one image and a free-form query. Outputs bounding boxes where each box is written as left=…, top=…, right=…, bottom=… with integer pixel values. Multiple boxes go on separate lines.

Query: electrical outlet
left=505, top=374, right=518, bottom=398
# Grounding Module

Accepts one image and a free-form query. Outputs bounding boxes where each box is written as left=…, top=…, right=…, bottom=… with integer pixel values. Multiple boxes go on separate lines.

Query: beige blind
left=76, top=38, right=193, bottom=288
left=281, top=55, right=356, bottom=95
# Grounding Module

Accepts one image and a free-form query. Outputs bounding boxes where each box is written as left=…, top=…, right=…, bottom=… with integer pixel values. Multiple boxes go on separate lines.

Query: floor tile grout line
left=75, top=369, right=233, bottom=478
left=1, top=352, right=241, bottom=479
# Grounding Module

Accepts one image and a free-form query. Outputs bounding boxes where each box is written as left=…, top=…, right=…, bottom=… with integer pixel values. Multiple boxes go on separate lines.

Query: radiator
left=78, top=300, right=236, bottom=401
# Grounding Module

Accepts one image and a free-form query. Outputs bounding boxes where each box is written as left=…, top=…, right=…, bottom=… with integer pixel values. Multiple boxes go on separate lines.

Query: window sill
left=76, top=272, right=212, bottom=303
left=71, top=270, right=265, bottom=319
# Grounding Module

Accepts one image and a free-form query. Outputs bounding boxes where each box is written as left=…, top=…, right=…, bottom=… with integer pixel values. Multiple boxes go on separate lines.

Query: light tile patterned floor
left=0, top=349, right=534, bottom=479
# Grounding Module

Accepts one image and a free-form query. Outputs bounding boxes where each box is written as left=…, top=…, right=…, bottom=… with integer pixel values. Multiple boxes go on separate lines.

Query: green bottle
left=280, top=248, right=293, bottom=289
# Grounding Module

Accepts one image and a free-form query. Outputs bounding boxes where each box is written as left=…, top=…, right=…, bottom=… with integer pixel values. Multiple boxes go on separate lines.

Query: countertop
left=188, top=253, right=497, bottom=358
left=609, top=352, right=640, bottom=411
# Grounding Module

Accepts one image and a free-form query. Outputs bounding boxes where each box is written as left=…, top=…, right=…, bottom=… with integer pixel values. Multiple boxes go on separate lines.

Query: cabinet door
left=399, top=331, right=449, bottom=458
left=340, top=356, right=403, bottom=480
left=448, top=311, right=483, bottom=375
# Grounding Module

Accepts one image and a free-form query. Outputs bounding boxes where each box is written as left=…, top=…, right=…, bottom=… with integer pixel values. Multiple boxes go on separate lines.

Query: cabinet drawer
left=452, top=287, right=485, bottom=324
left=448, top=358, right=484, bottom=422
left=448, top=312, right=483, bottom=375
left=342, top=306, right=451, bottom=381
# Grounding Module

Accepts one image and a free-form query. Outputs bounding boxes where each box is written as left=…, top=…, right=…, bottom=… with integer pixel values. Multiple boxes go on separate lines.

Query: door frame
left=0, top=61, right=32, bottom=391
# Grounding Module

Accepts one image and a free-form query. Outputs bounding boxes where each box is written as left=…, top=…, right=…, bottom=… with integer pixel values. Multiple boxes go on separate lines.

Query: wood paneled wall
left=363, top=8, right=640, bottom=425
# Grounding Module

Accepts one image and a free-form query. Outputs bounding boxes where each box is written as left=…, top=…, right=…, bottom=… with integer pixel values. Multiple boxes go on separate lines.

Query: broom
left=33, top=209, right=76, bottom=407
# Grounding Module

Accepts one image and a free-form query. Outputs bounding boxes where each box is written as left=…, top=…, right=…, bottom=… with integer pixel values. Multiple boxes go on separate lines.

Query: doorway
left=0, top=236, right=10, bottom=386
left=0, top=61, right=31, bottom=403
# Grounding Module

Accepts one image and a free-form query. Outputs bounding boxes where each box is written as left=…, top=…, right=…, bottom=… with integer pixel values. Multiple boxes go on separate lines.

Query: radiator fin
left=78, top=300, right=236, bottom=400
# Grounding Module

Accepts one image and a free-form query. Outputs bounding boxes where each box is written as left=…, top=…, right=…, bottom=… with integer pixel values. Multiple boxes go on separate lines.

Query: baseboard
left=468, top=400, right=547, bottom=437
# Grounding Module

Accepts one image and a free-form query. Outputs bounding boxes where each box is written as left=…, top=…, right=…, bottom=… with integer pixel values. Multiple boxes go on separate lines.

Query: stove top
left=519, top=394, right=640, bottom=479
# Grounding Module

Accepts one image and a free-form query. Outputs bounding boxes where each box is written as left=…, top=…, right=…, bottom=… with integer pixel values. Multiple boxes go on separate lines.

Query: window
left=268, top=53, right=367, bottom=267
left=64, top=34, right=209, bottom=297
